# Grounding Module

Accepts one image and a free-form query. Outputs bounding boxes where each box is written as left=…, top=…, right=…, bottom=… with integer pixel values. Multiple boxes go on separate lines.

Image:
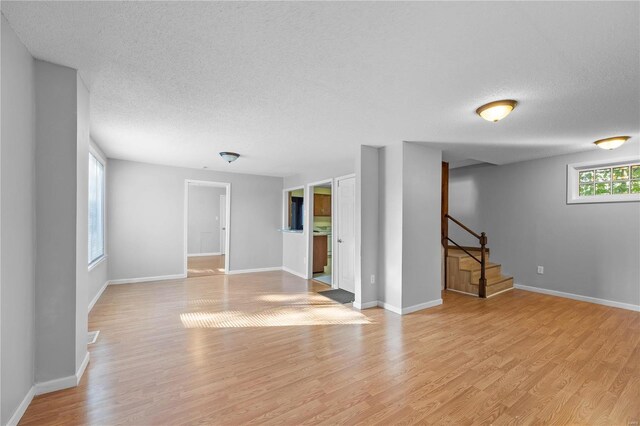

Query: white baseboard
left=187, top=252, right=221, bottom=257
left=353, top=300, right=379, bottom=310
left=377, top=301, right=402, bottom=314
left=76, top=351, right=90, bottom=384
left=281, top=266, right=308, bottom=279
left=376, top=299, right=443, bottom=315
left=401, top=298, right=443, bottom=314
left=7, top=386, right=35, bottom=426
left=227, top=266, right=282, bottom=275
left=35, top=351, right=90, bottom=395
left=514, top=284, right=640, bottom=312
left=109, top=273, right=186, bottom=285
left=88, top=280, right=109, bottom=312
left=35, top=374, right=75, bottom=395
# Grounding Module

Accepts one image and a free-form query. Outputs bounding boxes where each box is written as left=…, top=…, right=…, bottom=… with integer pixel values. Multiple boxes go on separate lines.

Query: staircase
left=446, top=248, right=514, bottom=297
left=442, top=214, right=514, bottom=298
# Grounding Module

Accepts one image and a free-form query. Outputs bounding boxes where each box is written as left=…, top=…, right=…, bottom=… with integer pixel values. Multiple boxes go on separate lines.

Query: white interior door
left=337, top=177, right=355, bottom=293
left=220, top=194, right=226, bottom=255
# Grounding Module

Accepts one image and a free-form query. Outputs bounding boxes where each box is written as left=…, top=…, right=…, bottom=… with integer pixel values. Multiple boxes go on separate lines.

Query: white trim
left=353, top=300, right=378, bottom=310
left=88, top=150, right=107, bottom=267
left=76, top=351, right=90, bottom=384
left=184, top=180, right=231, bottom=275
left=567, top=155, right=640, bottom=204
left=306, top=178, right=335, bottom=284
left=227, top=266, right=282, bottom=275
left=376, top=298, right=443, bottom=315
left=335, top=173, right=356, bottom=181
left=35, top=351, right=89, bottom=396
left=187, top=252, right=221, bottom=257
left=88, top=254, right=107, bottom=272
left=283, top=185, right=306, bottom=232
left=514, top=284, right=640, bottom=312
left=281, top=266, right=307, bottom=279
left=6, top=386, right=35, bottom=426
left=377, top=301, right=402, bottom=314
left=108, top=273, right=186, bottom=285
left=401, top=299, right=443, bottom=314
left=35, top=375, right=76, bottom=395
left=88, top=280, right=109, bottom=312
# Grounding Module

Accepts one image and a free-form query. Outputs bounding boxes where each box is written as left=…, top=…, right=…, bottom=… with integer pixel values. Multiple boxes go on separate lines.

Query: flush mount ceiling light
left=219, top=152, right=240, bottom=163
left=476, top=99, right=518, bottom=122
left=593, top=136, right=630, bottom=150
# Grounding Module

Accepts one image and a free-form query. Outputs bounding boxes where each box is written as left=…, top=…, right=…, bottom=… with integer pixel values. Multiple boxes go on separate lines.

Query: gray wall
left=401, top=143, right=442, bottom=307
left=449, top=143, right=640, bottom=306
left=376, top=142, right=442, bottom=311
left=187, top=185, right=225, bottom=255
left=356, top=145, right=379, bottom=306
left=34, top=59, right=85, bottom=382
left=108, top=160, right=283, bottom=279
left=1, top=14, right=36, bottom=424
left=377, top=143, right=404, bottom=308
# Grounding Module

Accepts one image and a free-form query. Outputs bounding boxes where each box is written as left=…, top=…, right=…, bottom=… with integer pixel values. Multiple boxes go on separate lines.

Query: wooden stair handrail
left=445, top=214, right=481, bottom=239
left=443, top=214, right=488, bottom=298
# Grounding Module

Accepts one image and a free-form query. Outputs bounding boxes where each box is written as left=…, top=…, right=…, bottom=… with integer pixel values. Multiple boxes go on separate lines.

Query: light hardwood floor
left=187, top=255, right=225, bottom=277
left=20, top=271, right=639, bottom=425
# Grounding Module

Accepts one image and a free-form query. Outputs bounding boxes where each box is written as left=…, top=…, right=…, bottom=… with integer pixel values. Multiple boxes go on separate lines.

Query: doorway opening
left=184, top=180, right=230, bottom=278
left=308, top=181, right=333, bottom=288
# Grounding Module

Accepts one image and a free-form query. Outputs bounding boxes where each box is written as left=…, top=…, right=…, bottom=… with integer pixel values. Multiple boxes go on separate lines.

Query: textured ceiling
left=2, top=1, right=638, bottom=176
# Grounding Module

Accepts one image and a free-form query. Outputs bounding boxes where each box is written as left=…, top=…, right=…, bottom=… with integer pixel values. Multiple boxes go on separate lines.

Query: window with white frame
left=567, top=157, right=640, bottom=204
left=88, top=152, right=105, bottom=265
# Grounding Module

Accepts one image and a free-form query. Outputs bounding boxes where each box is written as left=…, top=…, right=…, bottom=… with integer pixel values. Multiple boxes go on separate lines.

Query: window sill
left=88, top=255, right=107, bottom=272
left=281, top=229, right=304, bottom=234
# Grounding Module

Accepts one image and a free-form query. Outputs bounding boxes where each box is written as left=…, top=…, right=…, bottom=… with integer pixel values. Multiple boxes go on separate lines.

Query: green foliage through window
left=579, top=162, right=640, bottom=198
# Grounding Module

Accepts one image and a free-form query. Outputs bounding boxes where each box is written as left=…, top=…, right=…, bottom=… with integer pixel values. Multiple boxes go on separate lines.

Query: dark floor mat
left=318, top=289, right=355, bottom=304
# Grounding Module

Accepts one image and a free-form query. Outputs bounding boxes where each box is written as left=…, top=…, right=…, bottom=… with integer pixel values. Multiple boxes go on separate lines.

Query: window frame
left=282, top=186, right=305, bottom=232
left=567, top=155, right=640, bottom=204
left=88, top=147, right=107, bottom=269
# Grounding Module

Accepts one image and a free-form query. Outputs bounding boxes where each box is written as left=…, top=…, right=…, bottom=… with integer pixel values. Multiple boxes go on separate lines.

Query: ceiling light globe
left=593, top=136, right=630, bottom=150
left=219, top=152, right=240, bottom=163
left=476, top=100, right=518, bottom=122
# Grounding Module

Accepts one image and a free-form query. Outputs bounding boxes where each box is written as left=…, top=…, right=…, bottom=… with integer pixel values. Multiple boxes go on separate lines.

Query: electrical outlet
left=370, top=274, right=376, bottom=284
left=537, top=266, right=544, bottom=274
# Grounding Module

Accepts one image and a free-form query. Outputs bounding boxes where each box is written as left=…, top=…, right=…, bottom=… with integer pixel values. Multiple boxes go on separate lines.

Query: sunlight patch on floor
left=256, top=293, right=336, bottom=305
left=180, top=305, right=371, bottom=328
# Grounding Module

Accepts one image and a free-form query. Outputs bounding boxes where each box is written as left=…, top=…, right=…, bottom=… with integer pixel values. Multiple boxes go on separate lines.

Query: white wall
left=282, top=161, right=354, bottom=278
left=187, top=185, right=225, bottom=255
left=1, top=14, right=36, bottom=424
left=108, top=160, right=283, bottom=279
left=449, top=143, right=640, bottom=307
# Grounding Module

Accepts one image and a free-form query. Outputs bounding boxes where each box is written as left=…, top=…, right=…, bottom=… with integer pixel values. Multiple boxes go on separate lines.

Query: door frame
left=184, top=179, right=231, bottom=275
left=306, top=178, right=336, bottom=287
left=334, top=173, right=356, bottom=291
left=219, top=194, right=226, bottom=255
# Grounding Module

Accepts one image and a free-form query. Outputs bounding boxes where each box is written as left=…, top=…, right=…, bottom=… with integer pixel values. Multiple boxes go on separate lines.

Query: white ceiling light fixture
left=593, top=136, right=630, bottom=150
left=476, top=99, right=518, bottom=122
left=219, top=152, right=240, bottom=163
